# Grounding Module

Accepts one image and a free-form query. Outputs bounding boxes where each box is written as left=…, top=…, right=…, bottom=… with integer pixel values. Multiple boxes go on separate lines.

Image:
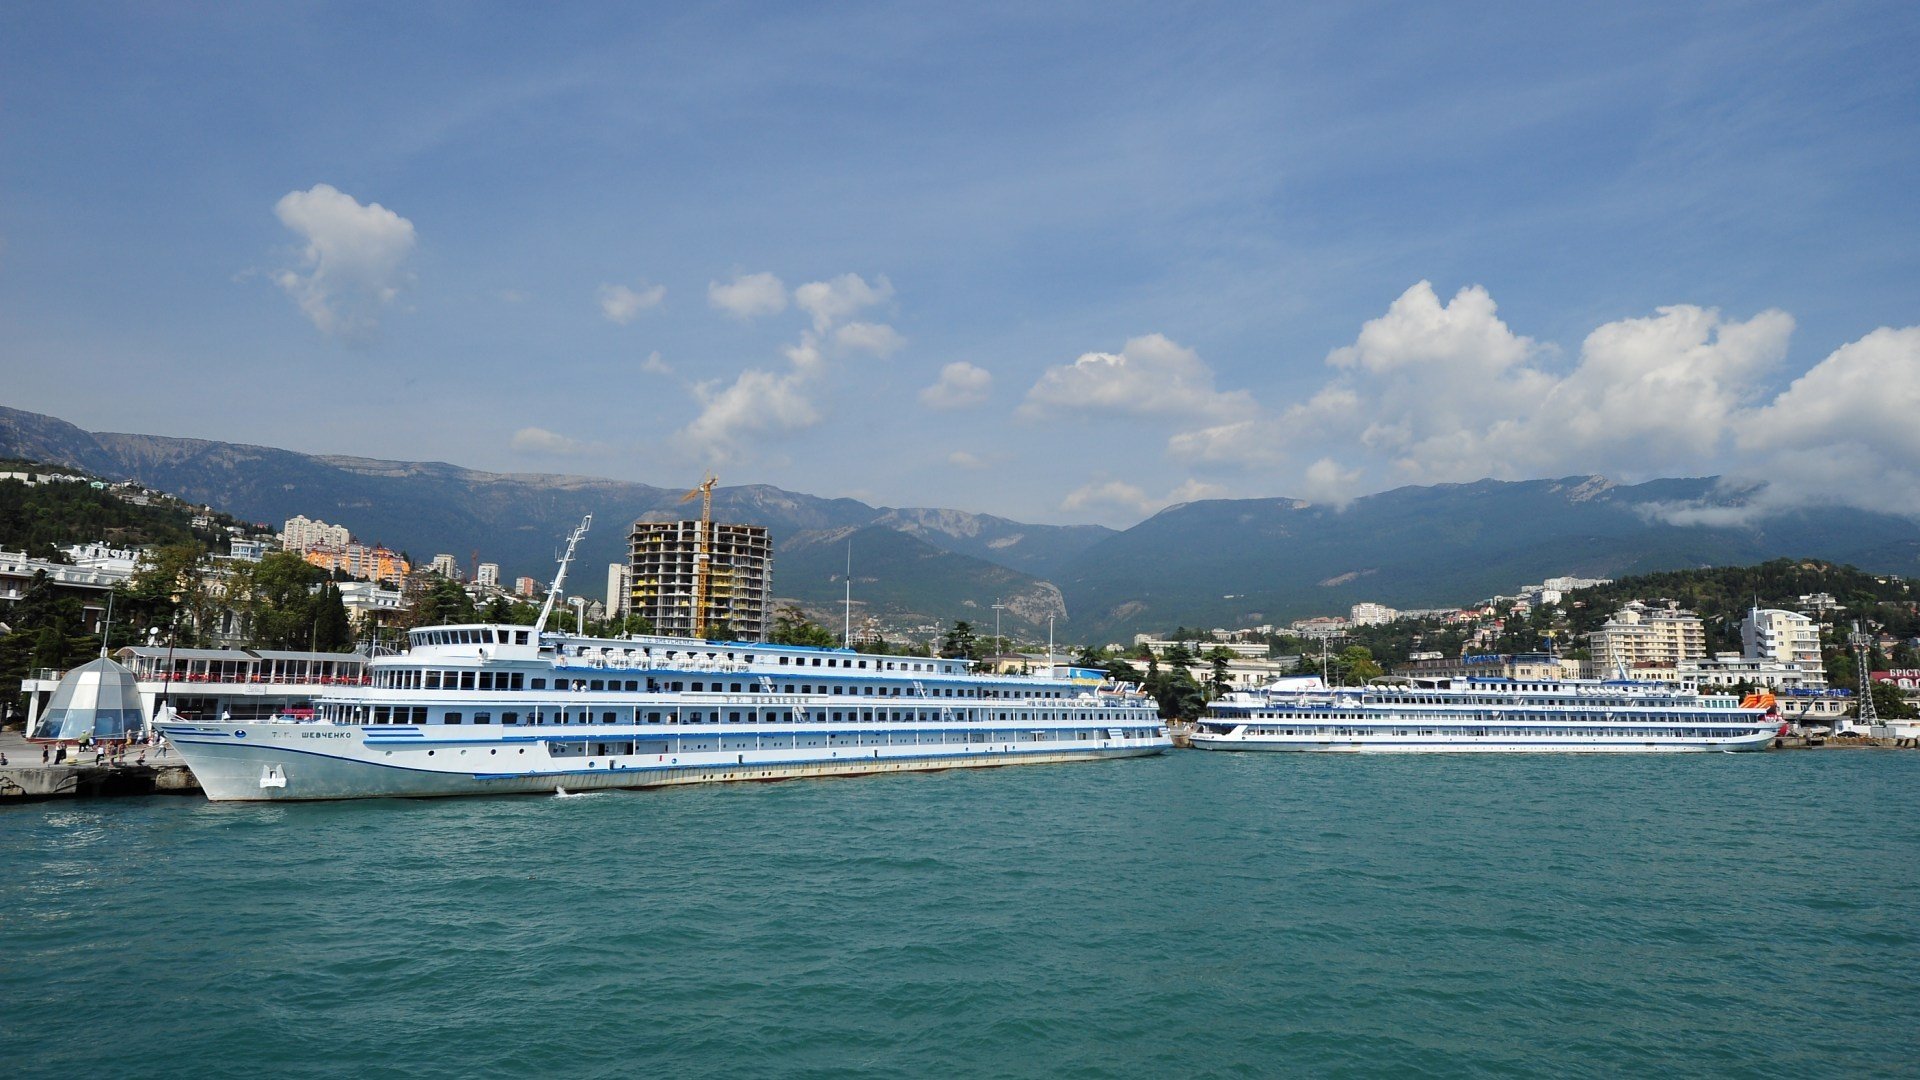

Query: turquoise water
left=3, top=751, right=1916, bottom=1078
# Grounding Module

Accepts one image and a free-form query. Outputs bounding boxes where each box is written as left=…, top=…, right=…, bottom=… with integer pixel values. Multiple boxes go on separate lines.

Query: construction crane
left=680, top=473, right=717, bottom=638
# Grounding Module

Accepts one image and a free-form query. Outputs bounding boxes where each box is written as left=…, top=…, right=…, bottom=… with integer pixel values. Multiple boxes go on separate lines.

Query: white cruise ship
left=154, top=523, right=1168, bottom=801
left=1189, top=674, right=1783, bottom=753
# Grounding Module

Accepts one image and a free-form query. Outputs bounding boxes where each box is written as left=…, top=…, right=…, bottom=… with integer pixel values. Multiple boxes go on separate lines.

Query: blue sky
left=3, top=3, right=1917, bottom=526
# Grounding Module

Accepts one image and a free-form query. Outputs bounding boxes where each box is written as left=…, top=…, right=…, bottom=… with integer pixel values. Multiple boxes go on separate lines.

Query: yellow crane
left=680, top=473, right=718, bottom=638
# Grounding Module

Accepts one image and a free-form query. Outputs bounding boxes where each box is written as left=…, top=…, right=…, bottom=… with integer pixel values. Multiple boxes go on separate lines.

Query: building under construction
left=628, top=519, right=773, bottom=641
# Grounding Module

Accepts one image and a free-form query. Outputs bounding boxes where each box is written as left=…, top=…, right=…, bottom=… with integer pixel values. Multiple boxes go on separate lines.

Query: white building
left=1589, top=601, right=1707, bottom=670
left=336, top=581, right=407, bottom=626
left=1741, top=607, right=1825, bottom=688
left=475, top=562, right=501, bottom=589
left=1350, top=602, right=1398, bottom=626
left=429, top=554, right=460, bottom=579
left=607, top=563, right=632, bottom=619
left=282, top=515, right=351, bottom=552
left=1678, top=653, right=1821, bottom=691
left=227, top=539, right=269, bottom=562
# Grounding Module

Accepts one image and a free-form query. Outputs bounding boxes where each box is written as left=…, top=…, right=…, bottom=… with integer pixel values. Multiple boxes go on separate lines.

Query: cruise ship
left=1189, top=674, right=1783, bottom=753
left=154, top=523, right=1168, bottom=801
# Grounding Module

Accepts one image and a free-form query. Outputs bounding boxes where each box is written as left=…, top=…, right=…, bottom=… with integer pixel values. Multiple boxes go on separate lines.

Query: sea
left=3, top=750, right=1916, bottom=1079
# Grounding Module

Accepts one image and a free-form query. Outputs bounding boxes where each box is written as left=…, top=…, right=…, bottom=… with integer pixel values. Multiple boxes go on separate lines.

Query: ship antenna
left=843, top=537, right=852, bottom=648
left=533, top=515, right=592, bottom=638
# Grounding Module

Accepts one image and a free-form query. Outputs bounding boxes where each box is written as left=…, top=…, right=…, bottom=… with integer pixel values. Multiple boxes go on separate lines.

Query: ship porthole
left=427, top=750, right=435, bottom=756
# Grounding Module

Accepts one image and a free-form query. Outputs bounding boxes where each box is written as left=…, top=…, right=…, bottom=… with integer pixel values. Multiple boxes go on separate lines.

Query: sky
left=2, top=2, right=1917, bottom=528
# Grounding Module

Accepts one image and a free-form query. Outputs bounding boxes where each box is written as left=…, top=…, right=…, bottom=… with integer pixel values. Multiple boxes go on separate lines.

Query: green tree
left=939, top=620, right=979, bottom=660
left=1860, top=680, right=1917, bottom=720
left=771, top=604, right=837, bottom=647
left=1105, top=658, right=1143, bottom=685
left=1206, top=647, right=1233, bottom=698
left=411, top=578, right=479, bottom=628
left=311, top=583, right=354, bottom=650
left=1333, top=646, right=1384, bottom=686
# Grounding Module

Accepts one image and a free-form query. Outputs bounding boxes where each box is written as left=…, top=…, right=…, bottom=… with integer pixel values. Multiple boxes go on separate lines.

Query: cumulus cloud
left=1155, top=279, right=1920, bottom=518
left=272, top=183, right=416, bottom=342
left=597, top=281, right=665, bottom=324
left=708, top=272, right=787, bottom=318
left=795, top=273, right=893, bottom=334
left=1733, top=325, right=1920, bottom=514
left=640, top=350, right=673, bottom=375
left=679, top=368, right=823, bottom=460
left=1061, top=477, right=1228, bottom=519
left=1021, top=333, right=1257, bottom=422
left=678, top=271, right=902, bottom=462
left=920, top=361, right=993, bottom=409
left=834, top=320, right=906, bottom=357
left=511, top=427, right=595, bottom=455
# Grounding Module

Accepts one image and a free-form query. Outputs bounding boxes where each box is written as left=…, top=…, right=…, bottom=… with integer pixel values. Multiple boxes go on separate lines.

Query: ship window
left=501, top=712, right=517, bottom=725
left=445, top=712, right=462, bottom=724
left=602, top=712, right=616, bottom=725
left=591, top=680, right=604, bottom=691
left=532, top=678, right=546, bottom=690
left=730, top=711, right=742, bottom=723
left=474, top=712, right=493, bottom=724
left=779, top=657, right=789, bottom=665
left=425, top=671, right=441, bottom=689
left=626, top=680, right=639, bottom=691
left=731, top=683, right=742, bottom=692
left=858, top=661, right=867, bottom=669
left=478, top=672, right=492, bottom=690
left=512, top=673, right=525, bottom=690
left=811, top=658, right=821, bottom=666
left=460, top=672, right=475, bottom=690
left=413, top=707, right=428, bottom=724
left=516, top=631, right=529, bottom=644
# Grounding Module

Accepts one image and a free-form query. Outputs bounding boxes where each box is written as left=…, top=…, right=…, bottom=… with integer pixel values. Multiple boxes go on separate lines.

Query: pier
left=0, top=731, right=200, bottom=802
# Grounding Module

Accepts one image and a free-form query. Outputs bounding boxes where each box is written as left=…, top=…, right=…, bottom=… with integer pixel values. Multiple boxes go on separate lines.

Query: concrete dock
left=0, top=729, right=200, bottom=802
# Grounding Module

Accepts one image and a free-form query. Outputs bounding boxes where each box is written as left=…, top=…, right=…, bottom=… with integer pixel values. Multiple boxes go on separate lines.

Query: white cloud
left=1154, top=279, right=1920, bottom=520
left=597, top=281, right=665, bottom=324
left=1061, top=480, right=1158, bottom=516
left=678, top=270, right=909, bottom=463
left=1021, top=333, right=1257, bottom=422
left=794, top=272, right=892, bottom=334
left=272, top=183, right=416, bottom=342
left=1732, top=325, right=1920, bottom=514
left=834, top=321, right=906, bottom=358
left=1061, top=477, right=1228, bottom=519
left=510, top=427, right=594, bottom=455
left=707, top=272, right=787, bottom=318
left=679, top=367, right=822, bottom=462
left=948, top=450, right=989, bottom=469
left=920, top=361, right=993, bottom=409
left=640, top=350, right=673, bottom=375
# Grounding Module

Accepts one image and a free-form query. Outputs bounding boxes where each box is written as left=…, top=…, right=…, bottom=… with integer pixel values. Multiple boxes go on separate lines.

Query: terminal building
left=628, top=520, right=773, bottom=641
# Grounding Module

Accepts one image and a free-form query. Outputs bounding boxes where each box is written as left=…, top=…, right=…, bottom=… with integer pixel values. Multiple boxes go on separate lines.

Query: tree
left=410, top=579, right=479, bottom=628
left=1333, top=646, right=1384, bottom=686
left=1206, top=647, right=1233, bottom=698
left=311, top=583, right=353, bottom=650
left=940, top=620, right=978, bottom=660
left=771, top=604, right=836, bottom=647
left=1073, top=644, right=1106, bottom=668
left=1105, top=658, right=1143, bottom=685
left=1860, top=680, right=1917, bottom=720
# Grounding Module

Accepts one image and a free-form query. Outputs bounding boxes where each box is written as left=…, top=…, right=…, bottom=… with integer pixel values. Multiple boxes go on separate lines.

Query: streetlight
left=993, top=599, right=1006, bottom=665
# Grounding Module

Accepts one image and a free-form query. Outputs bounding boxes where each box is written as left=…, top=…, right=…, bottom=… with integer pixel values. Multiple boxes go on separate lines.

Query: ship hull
left=1189, top=731, right=1776, bottom=753
left=157, top=721, right=1170, bottom=802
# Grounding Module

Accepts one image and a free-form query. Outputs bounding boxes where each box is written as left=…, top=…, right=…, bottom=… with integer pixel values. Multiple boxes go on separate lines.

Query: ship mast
left=532, top=515, right=592, bottom=637
left=680, top=474, right=717, bottom=638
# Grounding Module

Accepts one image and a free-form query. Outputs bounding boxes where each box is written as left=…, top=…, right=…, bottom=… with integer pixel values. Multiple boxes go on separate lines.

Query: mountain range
left=5, top=403, right=1919, bottom=641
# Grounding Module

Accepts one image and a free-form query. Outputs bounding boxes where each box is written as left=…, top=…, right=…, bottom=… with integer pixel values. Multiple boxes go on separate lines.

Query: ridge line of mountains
left=4, top=404, right=1918, bottom=640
